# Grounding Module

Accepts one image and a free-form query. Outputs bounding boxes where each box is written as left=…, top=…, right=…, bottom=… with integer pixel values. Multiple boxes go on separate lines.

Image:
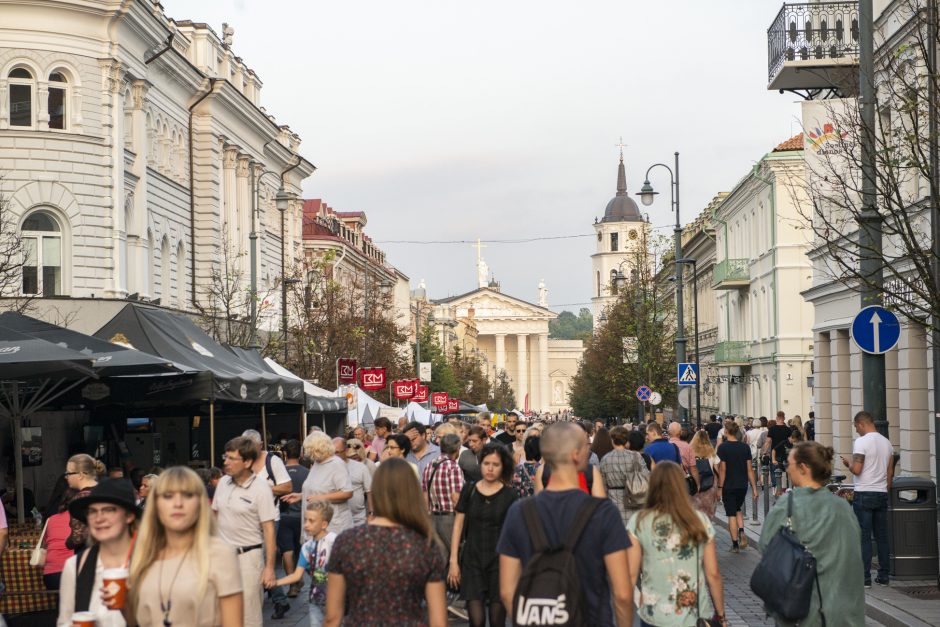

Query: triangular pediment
left=549, top=368, right=569, bottom=378
left=436, top=288, right=556, bottom=321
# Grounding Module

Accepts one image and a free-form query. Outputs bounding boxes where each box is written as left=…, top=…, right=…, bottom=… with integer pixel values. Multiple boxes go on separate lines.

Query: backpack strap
left=522, top=498, right=550, bottom=553
left=74, top=543, right=100, bottom=612
left=563, top=497, right=602, bottom=552
left=264, top=451, right=275, bottom=484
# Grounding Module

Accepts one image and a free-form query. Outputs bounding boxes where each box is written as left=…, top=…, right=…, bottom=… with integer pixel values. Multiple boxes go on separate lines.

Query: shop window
left=48, top=71, right=67, bottom=130
left=21, top=210, right=63, bottom=296
left=8, top=67, right=34, bottom=127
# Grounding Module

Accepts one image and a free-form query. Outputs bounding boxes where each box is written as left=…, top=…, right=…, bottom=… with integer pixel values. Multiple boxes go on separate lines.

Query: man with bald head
left=333, top=437, right=372, bottom=525
left=667, top=421, right=700, bottom=492
left=498, top=422, right=633, bottom=626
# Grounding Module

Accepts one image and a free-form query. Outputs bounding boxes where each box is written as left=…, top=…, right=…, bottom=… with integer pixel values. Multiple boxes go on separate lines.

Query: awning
left=94, top=304, right=302, bottom=404
left=0, top=311, right=177, bottom=377
left=262, top=357, right=347, bottom=413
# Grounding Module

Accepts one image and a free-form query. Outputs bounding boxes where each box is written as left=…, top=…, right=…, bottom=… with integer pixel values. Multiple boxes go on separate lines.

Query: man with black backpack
left=497, top=422, right=633, bottom=626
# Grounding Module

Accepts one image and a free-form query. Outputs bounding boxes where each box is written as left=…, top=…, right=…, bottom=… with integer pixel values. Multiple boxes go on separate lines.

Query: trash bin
left=889, top=476, right=939, bottom=580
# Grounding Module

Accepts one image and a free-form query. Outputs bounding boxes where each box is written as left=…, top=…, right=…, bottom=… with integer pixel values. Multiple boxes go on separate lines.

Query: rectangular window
left=22, top=238, right=37, bottom=294
left=610, top=232, right=619, bottom=252
left=48, top=87, right=66, bottom=130
left=9, top=84, right=32, bottom=127
left=42, top=237, right=61, bottom=296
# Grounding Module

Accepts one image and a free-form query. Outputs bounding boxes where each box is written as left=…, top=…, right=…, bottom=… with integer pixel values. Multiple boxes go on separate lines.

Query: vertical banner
left=393, top=380, right=417, bottom=399
left=337, top=358, right=358, bottom=384
left=412, top=385, right=429, bottom=403
left=359, top=367, right=387, bottom=391
left=446, top=399, right=459, bottom=413
left=431, top=391, right=449, bottom=409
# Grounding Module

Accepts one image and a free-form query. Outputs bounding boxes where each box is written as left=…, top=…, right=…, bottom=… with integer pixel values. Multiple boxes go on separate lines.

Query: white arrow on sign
left=870, top=310, right=882, bottom=353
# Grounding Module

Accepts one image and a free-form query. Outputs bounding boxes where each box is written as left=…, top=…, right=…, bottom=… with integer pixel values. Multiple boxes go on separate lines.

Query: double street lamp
left=637, top=152, right=691, bottom=430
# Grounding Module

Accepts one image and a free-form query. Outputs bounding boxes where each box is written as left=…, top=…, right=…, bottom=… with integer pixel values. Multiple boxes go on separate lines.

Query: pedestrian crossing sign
left=678, top=363, right=698, bottom=385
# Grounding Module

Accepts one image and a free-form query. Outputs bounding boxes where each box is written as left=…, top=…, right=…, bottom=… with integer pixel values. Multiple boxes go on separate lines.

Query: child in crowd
left=270, top=501, right=336, bottom=627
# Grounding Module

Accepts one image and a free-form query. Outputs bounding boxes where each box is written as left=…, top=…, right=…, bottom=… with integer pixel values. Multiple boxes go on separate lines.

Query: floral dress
left=512, top=461, right=538, bottom=498
left=626, top=510, right=715, bottom=626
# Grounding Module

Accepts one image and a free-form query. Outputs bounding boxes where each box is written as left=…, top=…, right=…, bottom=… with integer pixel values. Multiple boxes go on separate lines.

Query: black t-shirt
left=717, top=441, right=752, bottom=490
left=281, top=463, right=309, bottom=515
left=805, top=420, right=815, bottom=441
left=767, top=424, right=792, bottom=460
left=704, top=422, right=722, bottom=441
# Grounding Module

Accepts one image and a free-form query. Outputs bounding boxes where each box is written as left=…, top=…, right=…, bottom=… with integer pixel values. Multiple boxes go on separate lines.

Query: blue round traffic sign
left=851, top=305, right=901, bottom=355
left=636, top=385, right=652, bottom=402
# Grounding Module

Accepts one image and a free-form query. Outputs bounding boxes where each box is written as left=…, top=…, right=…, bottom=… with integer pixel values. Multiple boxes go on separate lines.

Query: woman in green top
left=760, top=441, right=864, bottom=626
left=626, top=461, right=726, bottom=627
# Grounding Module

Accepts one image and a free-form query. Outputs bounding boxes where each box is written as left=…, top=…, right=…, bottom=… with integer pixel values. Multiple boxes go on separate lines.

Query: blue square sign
left=678, top=363, right=698, bottom=386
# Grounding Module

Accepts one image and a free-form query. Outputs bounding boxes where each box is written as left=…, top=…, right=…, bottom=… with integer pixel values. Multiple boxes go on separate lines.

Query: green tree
left=569, top=238, right=675, bottom=420
left=549, top=308, right=593, bottom=341
left=413, top=324, right=459, bottom=397
left=489, top=369, right=517, bottom=410
left=451, top=346, right=491, bottom=404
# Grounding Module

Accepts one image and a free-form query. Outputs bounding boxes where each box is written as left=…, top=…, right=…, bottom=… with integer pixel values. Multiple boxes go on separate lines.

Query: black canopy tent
left=94, top=304, right=304, bottom=461
left=0, top=325, right=95, bottom=523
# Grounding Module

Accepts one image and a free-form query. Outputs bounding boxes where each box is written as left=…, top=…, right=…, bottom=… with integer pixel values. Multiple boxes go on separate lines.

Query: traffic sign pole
left=852, top=306, right=899, bottom=439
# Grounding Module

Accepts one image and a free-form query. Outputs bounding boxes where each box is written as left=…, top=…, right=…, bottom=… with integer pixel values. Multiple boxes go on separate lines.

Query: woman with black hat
left=57, top=477, right=139, bottom=627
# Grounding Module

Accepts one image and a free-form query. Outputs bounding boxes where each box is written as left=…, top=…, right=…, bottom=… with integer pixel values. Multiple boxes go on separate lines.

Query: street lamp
left=276, top=185, right=296, bottom=363
left=637, top=152, right=688, bottom=429
left=676, top=258, right=701, bottom=427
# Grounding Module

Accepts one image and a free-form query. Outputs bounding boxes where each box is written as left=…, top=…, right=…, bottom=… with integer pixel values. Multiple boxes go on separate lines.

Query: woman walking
left=448, top=444, right=516, bottom=627
left=125, top=466, right=243, bottom=626
left=512, top=435, right=541, bottom=498
left=591, top=427, right=615, bottom=462
left=57, top=478, right=138, bottom=627
left=64, top=454, right=105, bottom=551
left=626, top=462, right=727, bottom=627
left=600, top=426, right=650, bottom=526
left=295, top=432, right=353, bottom=535
left=42, top=489, right=76, bottom=591
left=761, top=442, right=865, bottom=626
left=325, top=457, right=446, bottom=627
left=690, top=430, right=720, bottom=517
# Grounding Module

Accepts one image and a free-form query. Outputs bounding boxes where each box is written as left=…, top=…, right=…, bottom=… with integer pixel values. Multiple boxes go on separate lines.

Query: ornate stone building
left=0, top=1, right=314, bottom=330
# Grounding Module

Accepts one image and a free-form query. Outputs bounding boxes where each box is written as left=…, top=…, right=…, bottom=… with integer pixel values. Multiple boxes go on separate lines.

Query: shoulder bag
left=29, top=518, right=49, bottom=567
left=749, top=492, right=826, bottom=625
left=673, top=443, right=699, bottom=496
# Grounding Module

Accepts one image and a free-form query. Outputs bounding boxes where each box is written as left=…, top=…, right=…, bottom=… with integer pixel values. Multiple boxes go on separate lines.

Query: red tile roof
left=335, top=211, right=365, bottom=219
left=773, top=134, right=804, bottom=152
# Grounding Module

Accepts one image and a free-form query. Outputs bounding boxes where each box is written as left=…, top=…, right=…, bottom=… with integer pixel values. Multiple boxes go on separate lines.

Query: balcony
left=768, top=2, right=859, bottom=95
left=712, top=259, right=750, bottom=289
left=714, top=341, right=751, bottom=366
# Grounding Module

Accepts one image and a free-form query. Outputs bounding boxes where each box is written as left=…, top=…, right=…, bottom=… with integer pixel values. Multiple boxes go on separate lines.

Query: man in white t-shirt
left=841, top=411, right=894, bottom=587
left=242, top=429, right=292, bottom=619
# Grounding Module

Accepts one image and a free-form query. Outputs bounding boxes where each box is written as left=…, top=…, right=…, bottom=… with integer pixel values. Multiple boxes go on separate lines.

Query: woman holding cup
left=57, top=478, right=139, bottom=627
left=125, top=465, right=243, bottom=627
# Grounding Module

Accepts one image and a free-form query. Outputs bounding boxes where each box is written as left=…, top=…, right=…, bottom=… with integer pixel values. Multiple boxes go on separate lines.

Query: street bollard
left=763, top=464, right=771, bottom=517
left=775, top=466, right=783, bottom=498
left=752, top=459, right=759, bottom=522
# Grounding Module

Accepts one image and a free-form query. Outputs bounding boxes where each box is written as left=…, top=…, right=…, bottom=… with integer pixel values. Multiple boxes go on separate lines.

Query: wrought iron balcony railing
left=712, top=259, right=750, bottom=288
left=714, top=341, right=751, bottom=365
left=768, top=2, right=859, bottom=84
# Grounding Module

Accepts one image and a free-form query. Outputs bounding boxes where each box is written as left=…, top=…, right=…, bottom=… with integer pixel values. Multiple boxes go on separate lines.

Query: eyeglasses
left=349, top=444, right=363, bottom=450
left=386, top=444, right=401, bottom=450
left=223, top=454, right=244, bottom=463
left=515, top=429, right=526, bottom=433
left=63, top=471, right=79, bottom=477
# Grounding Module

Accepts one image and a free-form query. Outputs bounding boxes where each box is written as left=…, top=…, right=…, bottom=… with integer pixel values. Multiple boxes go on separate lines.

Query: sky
left=162, top=0, right=802, bottom=312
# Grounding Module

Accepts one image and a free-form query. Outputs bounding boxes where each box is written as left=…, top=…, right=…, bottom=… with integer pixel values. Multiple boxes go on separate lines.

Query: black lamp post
left=676, top=258, right=701, bottom=427
left=638, top=152, right=688, bottom=429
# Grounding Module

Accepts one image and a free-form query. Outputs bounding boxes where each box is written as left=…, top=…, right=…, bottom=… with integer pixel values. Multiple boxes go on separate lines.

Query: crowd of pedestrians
left=37, top=407, right=894, bottom=626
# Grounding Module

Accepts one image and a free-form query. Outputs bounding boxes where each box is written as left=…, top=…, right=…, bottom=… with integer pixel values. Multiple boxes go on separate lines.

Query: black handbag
left=749, top=491, right=826, bottom=625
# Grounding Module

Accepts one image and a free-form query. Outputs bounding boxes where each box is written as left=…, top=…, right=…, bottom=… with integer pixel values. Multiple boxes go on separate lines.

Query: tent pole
left=300, top=406, right=306, bottom=439
left=12, top=414, right=25, bottom=525
left=261, top=405, right=268, bottom=450
left=209, top=403, right=215, bottom=467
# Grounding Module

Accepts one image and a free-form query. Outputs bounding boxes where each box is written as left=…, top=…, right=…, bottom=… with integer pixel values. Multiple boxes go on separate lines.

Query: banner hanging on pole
left=337, top=358, right=358, bottom=384
left=412, top=385, right=429, bottom=403
left=359, top=367, right=386, bottom=391
left=431, top=391, right=449, bottom=408
left=393, top=380, right=417, bottom=399
left=446, top=399, right=459, bottom=413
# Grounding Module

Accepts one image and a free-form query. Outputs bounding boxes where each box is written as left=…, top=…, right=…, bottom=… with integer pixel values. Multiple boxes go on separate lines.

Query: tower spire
left=615, top=137, right=627, bottom=197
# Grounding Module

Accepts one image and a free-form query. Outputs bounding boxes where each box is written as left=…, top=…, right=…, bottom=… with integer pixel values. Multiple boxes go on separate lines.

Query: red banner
left=431, top=391, right=449, bottom=408
left=446, top=399, right=459, bottom=413
left=393, top=379, right=417, bottom=399
left=359, top=367, right=387, bottom=391
left=337, top=358, right=357, bottom=384
left=412, top=385, right=429, bottom=403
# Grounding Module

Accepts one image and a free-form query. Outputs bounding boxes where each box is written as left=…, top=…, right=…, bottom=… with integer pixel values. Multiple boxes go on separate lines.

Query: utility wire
left=375, top=224, right=674, bottom=245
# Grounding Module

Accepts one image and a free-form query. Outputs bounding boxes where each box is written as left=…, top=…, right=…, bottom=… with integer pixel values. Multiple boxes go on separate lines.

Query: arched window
left=21, top=210, right=62, bottom=296
left=48, top=71, right=67, bottom=130
left=8, top=67, right=35, bottom=127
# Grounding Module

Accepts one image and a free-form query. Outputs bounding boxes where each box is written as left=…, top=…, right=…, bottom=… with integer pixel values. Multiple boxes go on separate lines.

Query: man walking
left=278, top=439, right=308, bottom=599
left=213, top=436, right=277, bottom=627
left=369, top=416, right=391, bottom=459
left=767, top=411, right=792, bottom=496
left=494, top=415, right=517, bottom=446
left=497, top=422, right=633, bottom=626
left=667, top=421, right=700, bottom=491
left=458, top=425, right=487, bottom=482
left=404, top=421, right=441, bottom=478
left=643, top=422, right=681, bottom=465
left=422, top=432, right=465, bottom=619
left=842, top=411, right=894, bottom=587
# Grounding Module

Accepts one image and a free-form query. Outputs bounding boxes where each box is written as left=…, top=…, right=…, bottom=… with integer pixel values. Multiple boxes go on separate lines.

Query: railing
left=768, top=2, right=860, bottom=83
left=712, top=259, right=750, bottom=286
left=714, top=341, right=751, bottom=364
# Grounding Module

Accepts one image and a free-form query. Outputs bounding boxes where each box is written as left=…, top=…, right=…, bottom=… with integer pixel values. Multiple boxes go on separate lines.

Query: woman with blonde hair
left=124, top=466, right=242, bottom=626
left=627, top=462, right=726, bottom=626
left=325, top=457, right=446, bottom=627
left=690, top=430, right=720, bottom=517
left=286, top=432, right=353, bottom=535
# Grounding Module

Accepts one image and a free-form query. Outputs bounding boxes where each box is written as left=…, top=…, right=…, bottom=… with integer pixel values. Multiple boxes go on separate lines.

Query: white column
left=539, top=333, right=550, bottom=412
left=495, top=334, right=506, bottom=376
left=516, top=334, right=528, bottom=411
left=236, top=155, right=251, bottom=276
left=222, top=146, right=238, bottom=242
left=831, top=330, right=853, bottom=465
left=814, top=332, right=832, bottom=447
left=898, top=322, right=930, bottom=475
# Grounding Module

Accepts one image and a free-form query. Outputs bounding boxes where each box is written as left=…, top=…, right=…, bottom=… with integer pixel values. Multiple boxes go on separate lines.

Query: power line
left=375, top=234, right=594, bottom=245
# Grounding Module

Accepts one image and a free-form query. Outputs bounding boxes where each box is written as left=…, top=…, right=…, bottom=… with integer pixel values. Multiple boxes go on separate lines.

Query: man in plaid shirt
left=422, top=433, right=464, bottom=559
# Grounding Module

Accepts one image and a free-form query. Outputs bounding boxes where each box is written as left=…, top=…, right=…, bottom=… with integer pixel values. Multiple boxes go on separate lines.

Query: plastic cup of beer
left=102, top=567, right=129, bottom=609
left=71, top=611, right=96, bottom=626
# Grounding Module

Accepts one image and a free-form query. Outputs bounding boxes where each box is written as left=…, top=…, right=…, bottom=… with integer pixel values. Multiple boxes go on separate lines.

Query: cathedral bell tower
left=591, top=148, right=650, bottom=327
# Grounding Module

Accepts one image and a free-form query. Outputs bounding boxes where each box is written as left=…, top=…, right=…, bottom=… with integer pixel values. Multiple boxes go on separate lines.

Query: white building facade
left=712, top=139, right=815, bottom=420
left=0, top=1, right=314, bottom=329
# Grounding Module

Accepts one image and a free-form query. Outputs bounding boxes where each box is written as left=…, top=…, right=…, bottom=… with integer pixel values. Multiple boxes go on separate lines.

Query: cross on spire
left=615, top=136, right=627, bottom=162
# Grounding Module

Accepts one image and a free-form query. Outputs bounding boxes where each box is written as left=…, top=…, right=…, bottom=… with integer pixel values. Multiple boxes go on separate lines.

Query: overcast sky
left=162, top=0, right=801, bottom=312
